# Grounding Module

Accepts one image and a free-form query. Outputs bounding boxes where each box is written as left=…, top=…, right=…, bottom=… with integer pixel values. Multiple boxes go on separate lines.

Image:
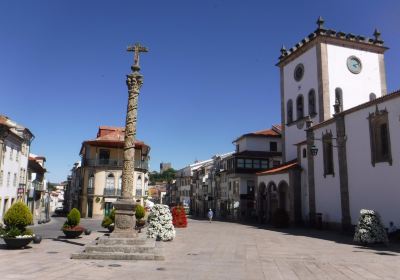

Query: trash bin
left=316, top=213, right=323, bottom=229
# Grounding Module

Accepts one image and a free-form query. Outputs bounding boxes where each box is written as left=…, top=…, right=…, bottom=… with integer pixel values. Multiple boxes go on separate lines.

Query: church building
left=257, top=17, right=400, bottom=230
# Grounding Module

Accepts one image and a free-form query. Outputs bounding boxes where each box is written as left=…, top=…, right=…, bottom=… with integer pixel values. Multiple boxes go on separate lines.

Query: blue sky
left=1, top=0, right=399, bottom=182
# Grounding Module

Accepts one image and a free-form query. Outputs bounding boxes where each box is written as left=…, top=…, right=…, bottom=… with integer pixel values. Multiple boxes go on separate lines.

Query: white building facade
left=0, top=116, right=33, bottom=222
left=258, top=17, right=397, bottom=230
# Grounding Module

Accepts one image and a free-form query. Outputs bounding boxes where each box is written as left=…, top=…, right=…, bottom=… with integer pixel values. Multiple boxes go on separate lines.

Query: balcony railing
left=83, top=158, right=149, bottom=170
left=104, top=188, right=122, bottom=196
left=32, top=181, right=44, bottom=191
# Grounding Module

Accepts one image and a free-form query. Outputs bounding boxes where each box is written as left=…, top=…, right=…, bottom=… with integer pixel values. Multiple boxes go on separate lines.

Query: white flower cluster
left=354, top=209, right=388, bottom=245
left=15, top=235, right=34, bottom=238
left=146, top=204, right=175, bottom=241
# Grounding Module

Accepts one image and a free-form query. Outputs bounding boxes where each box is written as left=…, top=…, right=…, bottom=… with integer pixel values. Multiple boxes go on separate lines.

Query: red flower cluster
left=172, top=206, right=187, bottom=228
left=63, top=225, right=85, bottom=231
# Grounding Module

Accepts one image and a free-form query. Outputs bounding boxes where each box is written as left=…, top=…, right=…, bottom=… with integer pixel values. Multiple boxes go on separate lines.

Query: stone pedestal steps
left=71, top=236, right=164, bottom=261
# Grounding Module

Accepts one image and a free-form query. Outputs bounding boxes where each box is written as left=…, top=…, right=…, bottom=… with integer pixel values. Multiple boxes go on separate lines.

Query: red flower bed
left=172, top=206, right=187, bottom=228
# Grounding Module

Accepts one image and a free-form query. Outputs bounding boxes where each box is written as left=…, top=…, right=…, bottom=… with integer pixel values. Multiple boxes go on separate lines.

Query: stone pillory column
left=112, top=43, right=148, bottom=238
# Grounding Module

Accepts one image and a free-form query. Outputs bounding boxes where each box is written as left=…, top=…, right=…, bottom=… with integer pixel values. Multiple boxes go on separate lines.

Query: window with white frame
left=136, top=175, right=142, bottom=197
left=106, top=173, right=115, bottom=189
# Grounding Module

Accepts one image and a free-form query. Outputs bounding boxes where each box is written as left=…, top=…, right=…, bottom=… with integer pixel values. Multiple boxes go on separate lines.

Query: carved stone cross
left=127, top=43, right=148, bottom=67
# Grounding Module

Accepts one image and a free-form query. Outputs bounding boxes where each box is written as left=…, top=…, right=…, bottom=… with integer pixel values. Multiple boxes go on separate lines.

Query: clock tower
left=278, top=17, right=388, bottom=162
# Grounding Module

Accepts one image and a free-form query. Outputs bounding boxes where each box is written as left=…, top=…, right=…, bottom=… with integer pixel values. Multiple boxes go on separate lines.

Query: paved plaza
left=1, top=217, right=400, bottom=279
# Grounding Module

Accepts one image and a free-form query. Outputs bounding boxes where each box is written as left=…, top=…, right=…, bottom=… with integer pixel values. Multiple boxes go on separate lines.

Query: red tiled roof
left=0, top=115, right=10, bottom=126
left=252, top=128, right=280, bottom=137
left=81, top=126, right=149, bottom=154
left=233, top=124, right=282, bottom=143
left=257, top=160, right=299, bottom=175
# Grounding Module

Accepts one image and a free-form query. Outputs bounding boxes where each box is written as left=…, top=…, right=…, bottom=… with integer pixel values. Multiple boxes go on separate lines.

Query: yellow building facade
left=79, top=126, right=150, bottom=218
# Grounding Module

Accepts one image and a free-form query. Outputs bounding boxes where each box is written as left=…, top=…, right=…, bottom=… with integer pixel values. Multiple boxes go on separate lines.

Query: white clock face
left=347, top=56, right=362, bottom=74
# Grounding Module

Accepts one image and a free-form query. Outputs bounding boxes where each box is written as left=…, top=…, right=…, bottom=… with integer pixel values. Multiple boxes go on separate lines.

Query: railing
left=32, top=181, right=44, bottom=191
left=87, top=188, right=94, bottom=195
left=84, top=158, right=123, bottom=168
left=83, top=158, right=149, bottom=170
left=104, top=188, right=122, bottom=196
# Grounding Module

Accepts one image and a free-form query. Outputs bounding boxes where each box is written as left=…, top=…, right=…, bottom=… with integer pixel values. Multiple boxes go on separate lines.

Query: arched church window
left=287, top=99, right=293, bottom=123
left=302, top=148, right=307, bottom=158
left=308, top=89, right=316, bottom=115
left=369, top=92, right=377, bottom=101
left=335, top=88, right=343, bottom=112
left=296, top=94, right=304, bottom=119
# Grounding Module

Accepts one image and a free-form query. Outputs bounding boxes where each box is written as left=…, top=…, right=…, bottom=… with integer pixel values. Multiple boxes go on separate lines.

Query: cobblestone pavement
left=1, top=218, right=400, bottom=279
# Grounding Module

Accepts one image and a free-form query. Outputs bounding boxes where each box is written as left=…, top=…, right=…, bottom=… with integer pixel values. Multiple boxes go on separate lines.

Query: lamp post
left=112, top=43, right=148, bottom=238
left=310, top=145, right=318, bottom=156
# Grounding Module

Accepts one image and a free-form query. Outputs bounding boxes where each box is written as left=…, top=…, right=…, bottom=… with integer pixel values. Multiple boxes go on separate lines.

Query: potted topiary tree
left=101, top=209, right=115, bottom=232
left=62, top=208, right=84, bottom=238
left=0, top=202, right=34, bottom=249
left=135, top=204, right=146, bottom=232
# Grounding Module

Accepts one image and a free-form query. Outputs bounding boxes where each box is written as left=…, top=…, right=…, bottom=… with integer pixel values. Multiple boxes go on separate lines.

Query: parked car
left=54, top=206, right=66, bottom=216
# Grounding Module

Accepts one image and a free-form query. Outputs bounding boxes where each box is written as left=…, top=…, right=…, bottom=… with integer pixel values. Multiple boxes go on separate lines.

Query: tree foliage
left=149, top=168, right=176, bottom=184
left=3, top=202, right=33, bottom=230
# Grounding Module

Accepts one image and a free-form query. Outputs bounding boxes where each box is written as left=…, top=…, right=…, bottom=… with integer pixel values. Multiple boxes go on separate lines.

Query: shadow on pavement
left=51, top=236, right=86, bottom=246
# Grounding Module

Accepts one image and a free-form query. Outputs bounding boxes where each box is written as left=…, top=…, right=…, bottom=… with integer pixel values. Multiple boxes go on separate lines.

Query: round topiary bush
left=66, top=208, right=81, bottom=227
left=135, top=204, right=145, bottom=220
left=3, top=202, right=33, bottom=230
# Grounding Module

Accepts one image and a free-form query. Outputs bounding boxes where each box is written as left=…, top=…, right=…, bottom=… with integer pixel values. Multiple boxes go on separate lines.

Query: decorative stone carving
left=112, top=43, right=148, bottom=238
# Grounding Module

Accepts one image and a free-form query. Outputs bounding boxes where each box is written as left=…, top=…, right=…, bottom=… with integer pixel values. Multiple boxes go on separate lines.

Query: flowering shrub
left=172, top=206, right=187, bottom=228
left=146, top=204, right=175, bottom=241
left=354, top=209, right=388, bottom=245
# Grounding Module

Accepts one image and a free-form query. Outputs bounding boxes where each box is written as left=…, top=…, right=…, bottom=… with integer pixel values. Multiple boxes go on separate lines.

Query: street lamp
left=310, top=145, right=318, bottom=156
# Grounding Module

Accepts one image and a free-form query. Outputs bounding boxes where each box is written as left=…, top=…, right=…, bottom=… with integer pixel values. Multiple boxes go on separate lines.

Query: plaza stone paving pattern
left=1, top=218, right=400, bottom=279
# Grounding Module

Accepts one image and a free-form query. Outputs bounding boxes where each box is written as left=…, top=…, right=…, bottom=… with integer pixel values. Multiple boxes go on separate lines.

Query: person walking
left=207, top=209, right=213, bottom=223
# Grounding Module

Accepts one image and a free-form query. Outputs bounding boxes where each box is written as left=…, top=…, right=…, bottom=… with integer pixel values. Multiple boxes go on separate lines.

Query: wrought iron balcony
left=104, top=188, right=122, bottom=196
left=84, top=158, right=123, bottom=168
left=83, top=158, right=149, bottom=170
left=32, top=181, right=44, bottom=191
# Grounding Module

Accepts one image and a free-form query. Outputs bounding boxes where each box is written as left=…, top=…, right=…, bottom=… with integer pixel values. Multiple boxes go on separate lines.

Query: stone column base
left=111, top=199, right=137, bottom=238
